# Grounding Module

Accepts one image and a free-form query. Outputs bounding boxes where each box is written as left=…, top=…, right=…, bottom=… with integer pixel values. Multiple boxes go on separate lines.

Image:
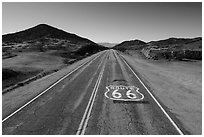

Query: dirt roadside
left=2, top=52, right=103, bottom=119
left=120, top=50, right=202, bottom=134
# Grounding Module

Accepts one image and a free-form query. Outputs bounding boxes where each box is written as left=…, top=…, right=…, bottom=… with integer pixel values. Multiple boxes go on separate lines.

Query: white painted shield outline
left=105, top=85, right=144, bottom=101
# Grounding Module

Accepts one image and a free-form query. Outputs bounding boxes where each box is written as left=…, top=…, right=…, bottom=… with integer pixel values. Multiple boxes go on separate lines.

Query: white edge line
left=2, top=52, right=104, bottom=123
left=76, top=53, right=107, bottom=135
left=115, top=50, right=184, bottom=135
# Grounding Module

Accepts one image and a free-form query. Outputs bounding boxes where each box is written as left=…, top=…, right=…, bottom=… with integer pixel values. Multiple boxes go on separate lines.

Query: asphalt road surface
left=2, top=49, right=185, bottom=135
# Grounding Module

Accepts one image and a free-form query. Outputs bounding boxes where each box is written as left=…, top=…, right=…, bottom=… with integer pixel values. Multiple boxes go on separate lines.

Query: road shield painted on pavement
left=105, top=85, right=144, bottom=101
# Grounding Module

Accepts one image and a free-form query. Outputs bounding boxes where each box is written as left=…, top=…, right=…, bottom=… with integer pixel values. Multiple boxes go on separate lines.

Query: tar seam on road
left=115, top=51, right=184, bottom=135
left=76, top=53, right=107, bottom=135
left=2, top=52, right=105, bottom=123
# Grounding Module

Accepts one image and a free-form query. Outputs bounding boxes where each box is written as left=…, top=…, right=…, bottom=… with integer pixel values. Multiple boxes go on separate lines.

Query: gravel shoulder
left=120, top=50, right=202, bottom=134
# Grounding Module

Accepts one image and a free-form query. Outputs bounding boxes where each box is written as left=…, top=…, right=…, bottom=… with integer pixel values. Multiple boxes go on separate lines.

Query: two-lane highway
left=2, top=49, right=185, bottom=135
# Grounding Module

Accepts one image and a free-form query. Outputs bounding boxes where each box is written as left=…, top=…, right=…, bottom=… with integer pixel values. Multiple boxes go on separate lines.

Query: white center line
left=76, top=53, right=107, bottom=135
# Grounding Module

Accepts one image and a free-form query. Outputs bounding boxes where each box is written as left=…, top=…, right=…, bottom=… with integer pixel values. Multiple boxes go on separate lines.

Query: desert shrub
left=75, top=44, right=96, bottom=56
left=166, top=50, right=202, bottom=60
left=163, top=51, right=172, bottom=59
left=63, top=58, right=76, bottom=64
left=174, top=51, right=184, bottom=60
left=36, top=43, right=45, bottom=52
left=2, top=69, right=19, bottom=80
left=63, top=58, right=70, bottom=64
left=17, top=82, right=24, bottom=86
left=184, top=50, right=202, bottom=60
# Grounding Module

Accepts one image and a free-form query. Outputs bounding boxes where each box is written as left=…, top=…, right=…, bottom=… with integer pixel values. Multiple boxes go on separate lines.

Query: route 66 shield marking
left=105, top=85, right=144, bottom=101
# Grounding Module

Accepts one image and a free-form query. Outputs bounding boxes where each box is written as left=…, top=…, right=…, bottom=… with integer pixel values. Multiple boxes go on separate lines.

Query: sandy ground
left=2, top=51, right=65, bottom=71
left=2, top=51, right=67, bottom=89
left=120, top=50, right=202, bottom=134
left=2, top=51, right=103, bottom=119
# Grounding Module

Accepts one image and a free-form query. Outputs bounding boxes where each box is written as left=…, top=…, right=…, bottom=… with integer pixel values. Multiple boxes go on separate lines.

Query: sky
left=2, top=2, right=202, bottom=43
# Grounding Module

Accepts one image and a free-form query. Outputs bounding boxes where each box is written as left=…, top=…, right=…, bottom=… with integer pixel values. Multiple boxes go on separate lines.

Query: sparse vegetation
left=2, top=68, right=41, bottom=89
left=2, top=24, right=108, bottom=91
left=113, top=39, right=147, bottom=51
left=2, top=69, right=19, bottom=80
left=113, top=37, right=202, bottom=61
left=142, top=48, right=202, bottom=60
left=2, top=51, right=66, bottom=90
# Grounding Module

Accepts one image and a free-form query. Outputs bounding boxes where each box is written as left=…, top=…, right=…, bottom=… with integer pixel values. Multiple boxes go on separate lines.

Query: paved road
left=2, top=49, right=185, bottom=135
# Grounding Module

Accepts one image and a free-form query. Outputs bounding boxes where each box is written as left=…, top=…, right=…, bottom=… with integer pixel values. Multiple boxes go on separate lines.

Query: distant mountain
left=2, top=24, right=108, bottom=55
left=112, top=37, right=202, bottom=52
left=113, top=39, right=147, bottom=51
left=98, top=42, right=118, bottom=48
left=148, top=37, right=202, bottom=50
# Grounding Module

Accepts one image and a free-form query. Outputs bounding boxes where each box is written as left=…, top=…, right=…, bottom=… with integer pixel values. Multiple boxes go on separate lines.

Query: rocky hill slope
left=112, top=39, right=147, bottom=51
left=3, top=24, right=108, bottom=55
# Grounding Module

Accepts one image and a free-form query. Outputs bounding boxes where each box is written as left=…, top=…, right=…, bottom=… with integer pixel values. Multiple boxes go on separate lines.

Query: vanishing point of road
left=2, top=49, right=186, bottom=135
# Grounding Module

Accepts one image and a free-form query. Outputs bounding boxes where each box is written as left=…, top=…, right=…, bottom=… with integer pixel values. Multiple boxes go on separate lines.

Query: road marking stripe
left=2, top=52, right=105, bottom=123
left=76, top=54, right=107, bottom=135
left=115, top=50, right=184, bottom=135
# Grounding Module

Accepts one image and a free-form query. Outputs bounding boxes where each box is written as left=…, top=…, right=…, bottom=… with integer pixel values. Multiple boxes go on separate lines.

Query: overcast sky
left=2, top=2, right=202, bottom=43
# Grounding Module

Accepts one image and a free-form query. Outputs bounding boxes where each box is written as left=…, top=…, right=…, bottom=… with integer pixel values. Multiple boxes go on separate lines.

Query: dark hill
left=2, top=24, right=108, bottom=55
left=148, top=37, right=202, bottom=50
left=3, top=24, right=95, bottom=44
left=113, top=39, right=147, bottom=51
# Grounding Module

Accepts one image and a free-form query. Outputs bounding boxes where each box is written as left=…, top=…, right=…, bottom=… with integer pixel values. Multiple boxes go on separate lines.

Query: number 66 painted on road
left=105, top=85, right=144, bottom=101
left=112, top=89, right=137, bottom=99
